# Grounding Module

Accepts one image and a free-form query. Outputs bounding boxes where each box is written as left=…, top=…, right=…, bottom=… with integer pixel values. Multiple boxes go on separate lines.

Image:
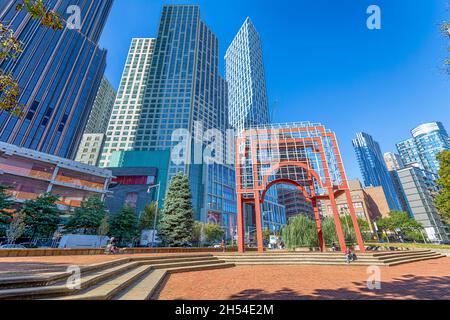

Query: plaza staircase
left=0, top=250, right=445, bottom=300
left=0, top=254, right=234, bottom=300
left=214, top=249, right=446, bottom=267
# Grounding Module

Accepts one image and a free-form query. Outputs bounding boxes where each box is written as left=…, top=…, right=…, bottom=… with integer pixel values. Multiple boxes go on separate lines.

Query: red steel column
left=328, top=188, right=347, bottom=253
left=254, top=192, right=265, bottom=253
left=344, top=190, right=366, bottom=253
left=309, top=175, right=326, bottom=252
left=237, top=194, right=245, bottom=253
left=312, top=198, right=326, bottom=252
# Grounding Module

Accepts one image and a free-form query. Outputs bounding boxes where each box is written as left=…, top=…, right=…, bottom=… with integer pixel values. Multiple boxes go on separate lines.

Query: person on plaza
left=105, top=237, right=119, bottom=255
left=345, top=247, right=357, bottom=263
left=332, top=242, right=338, bottom=252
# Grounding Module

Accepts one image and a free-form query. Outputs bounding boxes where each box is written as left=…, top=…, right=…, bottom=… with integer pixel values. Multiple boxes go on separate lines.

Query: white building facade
left=100, top=38, right=156, bottom=168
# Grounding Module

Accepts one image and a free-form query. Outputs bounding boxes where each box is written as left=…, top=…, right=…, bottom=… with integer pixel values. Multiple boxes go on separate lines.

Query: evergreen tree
left=109, top=206, right=138, bottom=242
left=21, top=194, right=61, bottom=238
left=65, top=197, right=107, bottom=235
left=158, top=173, right=194, bottom=247
left=0, top=185, right=14, bottom=237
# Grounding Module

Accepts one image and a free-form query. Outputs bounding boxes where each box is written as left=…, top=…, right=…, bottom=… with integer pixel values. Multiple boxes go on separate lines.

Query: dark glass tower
left=353, top=132, right=402, bottom=211
left=0, top=0, right=113, bottom=159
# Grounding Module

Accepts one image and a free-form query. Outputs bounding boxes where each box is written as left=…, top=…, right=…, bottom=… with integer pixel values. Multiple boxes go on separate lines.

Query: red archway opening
left=260, top=178, right=327, bottom=252
left=235, top=125, right=366, bottom=254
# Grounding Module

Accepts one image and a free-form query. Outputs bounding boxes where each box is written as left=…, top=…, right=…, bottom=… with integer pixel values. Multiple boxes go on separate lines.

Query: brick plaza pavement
left=156, top=258, right=450, bottom=300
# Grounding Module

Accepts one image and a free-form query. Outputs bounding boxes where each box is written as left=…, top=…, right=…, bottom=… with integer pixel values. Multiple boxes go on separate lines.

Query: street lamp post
left=147, top=183, right=161, bottom=248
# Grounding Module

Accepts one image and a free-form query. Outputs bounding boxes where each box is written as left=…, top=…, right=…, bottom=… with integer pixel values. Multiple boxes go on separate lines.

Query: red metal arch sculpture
left=235, top=123, right=366, bottom=254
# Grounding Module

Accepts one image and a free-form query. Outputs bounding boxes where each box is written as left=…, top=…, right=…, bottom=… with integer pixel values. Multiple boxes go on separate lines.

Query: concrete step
left=118, top=262, right=235, bottom=301
left=0, top=261, right=142, bottom=300
left=0, top=258, right=132, bottom=290
left=216, top=250, right=444, bottom=266
left=133, top=256, right=220, bottom=265
left=0, top=255, right=217, bottom=290
left=51, top=265, right=154, bottom=300
left=117, top=269, right=167, bottom=301
left=384, top=253, right=446, bottom=266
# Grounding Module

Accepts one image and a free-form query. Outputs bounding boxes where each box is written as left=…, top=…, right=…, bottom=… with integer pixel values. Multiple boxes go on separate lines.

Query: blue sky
left=99, top=0, right=450, bottom=180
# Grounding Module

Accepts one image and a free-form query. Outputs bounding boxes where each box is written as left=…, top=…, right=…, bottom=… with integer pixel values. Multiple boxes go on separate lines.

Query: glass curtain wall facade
left=225, top=17, right=270, bottom=132
left=226, top=18, right=285, bottom=232
left=0, top=0, right=113, bottom=159
left=397, top=122, right=450, bottom=175
left=353, top=132, right=402, bottom=211
left=101, top=6, right=236, bottom=228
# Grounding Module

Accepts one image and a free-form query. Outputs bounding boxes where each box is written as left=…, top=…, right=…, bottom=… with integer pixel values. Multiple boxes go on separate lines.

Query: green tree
left=262, top=229, right=272, bottom=242
left=21, top=194, right=61, bottom=238
left=321, top=216, right=372, bottom=247
left=109, top=206, right=138, bottom=243
left=376, top=211, right=425, bottom=242
left=65, top=197, right=107, bottom=235
left=138, top=202, right=158, bottom=231
left=1, top=1, right=63, bottom=114
left=281, top=216, right=319, bottom=250
left=435, top=151, right=450, bottom=225
left=6, top=211, right=26, bottom=244
left=192, top=221, right=204, bottom=244
left=0, top=185, right=15, bottom=237
left=97, top=215, right=110, bottom=244
left=158, top=173, right=194, bottom=247
left=203, top=223, right=225, bottom=244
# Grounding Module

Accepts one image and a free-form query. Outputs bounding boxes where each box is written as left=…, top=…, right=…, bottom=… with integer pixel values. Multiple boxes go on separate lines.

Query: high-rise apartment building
left=101, top=6, right=236, bottom=228
left=383, top=152, right=410, bottom=213
left=84, top=78, right=116, bottom=135
left=353, top=132, right=402, bottom=211
left=397, top=167, right=449, bottom=242
left=100, top=38, right=156, bottom=168
left=397, top=122, right=450, bottom=175
left=0, top=0, right=113, bottom=159
left=384, top=152, right=404, bottom=172
left=76, top=78, right=116, bottom=166
left=225, top=18, right=270, bottom=132
left=277, top=186, right=314, bottom=220
left=226, top=18, right=286, bottom=232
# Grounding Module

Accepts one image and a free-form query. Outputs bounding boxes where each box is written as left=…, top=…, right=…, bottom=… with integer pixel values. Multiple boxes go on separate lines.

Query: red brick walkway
left=157, top=258, right=450, bottom=300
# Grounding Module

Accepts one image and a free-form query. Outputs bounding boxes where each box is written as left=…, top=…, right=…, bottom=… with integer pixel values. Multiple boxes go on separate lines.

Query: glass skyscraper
left=101, top=5, right=236, bottom=228
left=0, top=0, right=113, bottom=159
left=397, top=122, right=450, bottom=175
left=225, top=17, right=270, bottom=132
left=353, top=132, right=402, bottom=211
left=226, top=18, right=286, bottom=232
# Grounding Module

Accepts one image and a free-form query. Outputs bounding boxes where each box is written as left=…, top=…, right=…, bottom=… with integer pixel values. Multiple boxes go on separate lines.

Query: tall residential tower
left=397, top=122, right=450, bottom=175
left=76, top=77, right=116, bottom=166
left=225, top=18, right=270, bottom=132
left=101, top=6, right=237, bottom=230
left=0, top=0, right=113, bottom=159
left=226, top=18, right=286, bottom=231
